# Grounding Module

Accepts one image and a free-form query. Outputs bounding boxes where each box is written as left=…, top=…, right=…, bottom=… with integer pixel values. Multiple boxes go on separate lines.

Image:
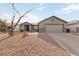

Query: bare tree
left=1, top=3, right=32, bottom=36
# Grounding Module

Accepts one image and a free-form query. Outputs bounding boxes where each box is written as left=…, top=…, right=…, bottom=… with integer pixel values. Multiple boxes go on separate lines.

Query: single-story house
left=67, top=20, right=79, bottom=32
left=0, top=20, right=38, bottom=32
left=0, top=19, right=20, bottom=32
left=20, top=22, right=38, bottom=32
left=38, top=16, right=68, bottom=33
left=0, top=20, right=7, bottom=32
left=31, top=23, right=38, bottom=32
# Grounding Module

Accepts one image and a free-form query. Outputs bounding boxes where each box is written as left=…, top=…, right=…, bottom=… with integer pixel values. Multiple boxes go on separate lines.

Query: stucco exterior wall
left=67, top=24, right=78, bottom=32
left=20, top=23, right=31, bottom=31
left=0, top=21, right=7, bottom=32
left=14, top=24, right=20, bottom=31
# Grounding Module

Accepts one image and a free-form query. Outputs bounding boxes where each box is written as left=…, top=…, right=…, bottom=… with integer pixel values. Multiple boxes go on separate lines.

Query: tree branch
left=13, top=9, right=32, bottom=30
left=12, top=3, right=20, bottom=17
left=21, top=9, right=32, bottom=18
left=11, top=3, right=16, bottom=29
left=11, top=14, right=15, bottom=29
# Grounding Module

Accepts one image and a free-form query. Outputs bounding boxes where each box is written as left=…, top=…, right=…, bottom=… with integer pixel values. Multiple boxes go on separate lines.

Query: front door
left=24, top=25, right=29, bottom=31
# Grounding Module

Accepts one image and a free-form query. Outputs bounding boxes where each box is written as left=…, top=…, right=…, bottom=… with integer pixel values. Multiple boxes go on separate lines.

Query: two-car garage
left=38, top=16, right=67, bottom=33
left=45, top=24, right=63, bottom=33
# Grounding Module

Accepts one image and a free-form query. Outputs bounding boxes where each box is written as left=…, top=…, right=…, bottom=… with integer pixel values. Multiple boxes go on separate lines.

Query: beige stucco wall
left=67, top=24, right=78, bottom=32
left=0, top=22, right=3, bottom=25
left=34, top=26, right=38, bottom=29
left=20, top=22, right=32, bottom=31
left=14, top=24, right=20, bottom=31
left=0, top=21, right=20, bottom=32
left=39, top=17, right=67, bottom=32
left=0, top=21, right=7, bottom=31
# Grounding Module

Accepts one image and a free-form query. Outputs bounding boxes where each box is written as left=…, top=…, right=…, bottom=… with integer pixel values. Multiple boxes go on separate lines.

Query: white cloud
left=37, top=3, right=46, bottom=11
left=0, top=12, right=5, bottom=16
left=0, top=11, right=40, bottom=24
left=18, top=14, right=40, bottom=24
left=0, top=12, right=10, bottom=18
left=0, top=12, right=11, bottom=22
left=38, top=6, right=46, bottom=11
left=66, top=17, right=79, bottom=21
left=39, top=3, right=43, bottom=6
left=55, top=4, right=79, bottom=14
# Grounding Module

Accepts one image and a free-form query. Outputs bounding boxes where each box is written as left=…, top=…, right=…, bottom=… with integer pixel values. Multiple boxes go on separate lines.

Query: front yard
left=0, top=32, right=70, bottom=56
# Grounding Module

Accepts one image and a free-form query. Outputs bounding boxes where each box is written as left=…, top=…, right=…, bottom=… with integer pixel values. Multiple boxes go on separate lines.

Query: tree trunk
left=8, top=28, right=14, bottom=36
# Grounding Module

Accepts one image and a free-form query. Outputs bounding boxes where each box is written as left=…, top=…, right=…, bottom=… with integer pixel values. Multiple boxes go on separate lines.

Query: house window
left=1, top=29, right=2, bottom=31
left=0, top=28, right=5, bottom=31
left=3, top=29, right=5, bottom=31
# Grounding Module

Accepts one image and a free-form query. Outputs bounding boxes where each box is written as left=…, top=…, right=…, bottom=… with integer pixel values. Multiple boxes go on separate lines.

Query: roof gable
left=20, top=22, right=32, bottom=26
left=0, top=20, right=7, bottom=25
left=39, top=16, right=68, bottom=24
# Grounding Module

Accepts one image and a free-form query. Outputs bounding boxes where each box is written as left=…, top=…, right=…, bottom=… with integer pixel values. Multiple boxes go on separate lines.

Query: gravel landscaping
left=0, top=32, right=70, bottom=56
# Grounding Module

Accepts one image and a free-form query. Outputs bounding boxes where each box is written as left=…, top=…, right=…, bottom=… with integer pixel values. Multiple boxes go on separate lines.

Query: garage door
left=45, top=25, right=63, bottom=32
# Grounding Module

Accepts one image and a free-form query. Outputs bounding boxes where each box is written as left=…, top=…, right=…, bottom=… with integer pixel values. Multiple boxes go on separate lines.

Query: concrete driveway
left=48, top=33, right=79, bottom=55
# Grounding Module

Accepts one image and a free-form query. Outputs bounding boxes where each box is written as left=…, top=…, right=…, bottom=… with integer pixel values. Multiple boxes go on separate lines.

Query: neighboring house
left=0, top=16, right=68, bottom=33
left=0, top=20, right=6, bottom=32
left=67, top=20, right=79, bottom=32
left=6, top=22, right=20, bottom=32
left=0, top=20, right=38, bottom=32
left=20, top=22, right=38, bottom=32
left=31, top=23, right=38, bottom=32
left=38, top=16, right=68, bottom=33
left=0, top=19, right=20, bottom=32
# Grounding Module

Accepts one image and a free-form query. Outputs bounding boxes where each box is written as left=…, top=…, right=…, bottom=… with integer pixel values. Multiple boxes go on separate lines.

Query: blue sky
left=0, top=3, right=79, bottom=23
